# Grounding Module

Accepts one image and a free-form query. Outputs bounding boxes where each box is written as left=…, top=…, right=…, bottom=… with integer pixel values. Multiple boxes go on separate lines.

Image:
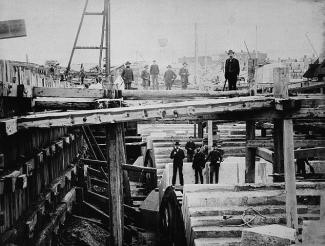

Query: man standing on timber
left=206, top=143, right=224, bottom=183
left=141, top=65, right=150, bottom=89
left=170, top=141, right=185, bottom=187
left=224, top=50, right=240, bottom=90
left=121, top=61, right=134, bottom=89
left=185, top=136, right=196, bottom=162
left=179, top=62, right=190, bottom=89
left=150, top=60, right=160, bottom=90
left=164, top=65, right=177, bottom=90
left=192, top=147, right=205, bottom=184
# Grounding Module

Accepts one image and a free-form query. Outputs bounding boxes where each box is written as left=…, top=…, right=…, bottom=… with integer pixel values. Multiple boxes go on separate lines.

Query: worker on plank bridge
left=150, top=60, right=160, bottom=90
left=225, top=49, right=240, bottom=90
left=179, top=62, right=190, bottom=89
left=121, top=61, right=134, bottom=89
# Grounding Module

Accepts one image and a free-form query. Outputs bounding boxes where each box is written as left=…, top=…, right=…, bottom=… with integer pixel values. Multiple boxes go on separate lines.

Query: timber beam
left=247, top=139, right=325, bottom=149
left=2, top=96, right=276, bottom=134
left=256, top=147, right=325, bottom=163
left=33, top=87, right=250, bottom=99
left=1, top=96, right=324, bottom=135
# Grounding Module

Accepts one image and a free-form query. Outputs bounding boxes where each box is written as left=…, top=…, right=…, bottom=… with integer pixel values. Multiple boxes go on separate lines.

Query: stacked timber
left=181, top=183, right=324, bottom=246
left=0, top=127, right=84, bottom=245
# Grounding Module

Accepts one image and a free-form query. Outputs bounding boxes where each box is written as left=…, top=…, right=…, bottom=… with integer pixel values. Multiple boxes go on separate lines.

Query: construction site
left=0, top=0, right=325, bottom=245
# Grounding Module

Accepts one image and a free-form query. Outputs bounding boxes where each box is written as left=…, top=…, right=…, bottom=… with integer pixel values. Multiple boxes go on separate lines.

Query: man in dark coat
left=192, top=147, right=205, bottom=184
left=164, top=65, right=177, bottom=90
left=170, top=141, right=185, bottom=186
left=224, top=50, right=240, bottom=90
left=141, top=65, right=150, bottom=89
left=179, top=62, right=190, bottom=89
left=185, top=136, right=196, bottom=162
left=150, top=60, right=160, bottom=90
left=206, top=143, right=224, bottom=183
left=121, top=61, right=134, bottom=89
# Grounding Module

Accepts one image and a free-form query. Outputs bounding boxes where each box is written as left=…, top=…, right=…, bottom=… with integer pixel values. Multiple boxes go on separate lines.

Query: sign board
left=0, top=19, right=27, bottom=39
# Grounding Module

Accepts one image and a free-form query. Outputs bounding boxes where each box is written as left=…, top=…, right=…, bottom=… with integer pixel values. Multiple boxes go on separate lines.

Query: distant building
left=178, top=56, right=213, bottom=66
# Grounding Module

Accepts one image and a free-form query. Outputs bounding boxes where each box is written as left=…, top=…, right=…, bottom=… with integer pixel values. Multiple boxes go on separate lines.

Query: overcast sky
left=0, top=0, right=324, bottom=67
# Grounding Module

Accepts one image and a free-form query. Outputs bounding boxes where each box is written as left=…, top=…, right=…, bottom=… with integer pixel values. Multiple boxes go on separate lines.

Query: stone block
left=241, top=224, right=295, bottom=246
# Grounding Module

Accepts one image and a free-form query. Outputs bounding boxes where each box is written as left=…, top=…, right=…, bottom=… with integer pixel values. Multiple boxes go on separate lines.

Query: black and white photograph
left=0, top=0, right=325, bottom=245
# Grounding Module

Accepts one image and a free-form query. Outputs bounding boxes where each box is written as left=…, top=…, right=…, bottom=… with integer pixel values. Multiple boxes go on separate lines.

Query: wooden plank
left=106, top=123, right=124, bottom=246
left=16, top=96, right=276, bottom=129
left=283, top=119, right=298, bottom=234
left=81, top=126, right=97, bottom=159
left=207, top=120, right=213, bottom=151
left=245, top=120, right=256, bottom=183
left=122, top=163, right=156, bottom=173
left=273, top=119, right=284, bottom=174
left=0, top=118, right=17, bottom=136
left=33, top=97, right=96, bottom=110
left=246, top=139, right=325, bottom=148
left=294, top=147, right=325, bottom=159
left=256, top=147, right=274, bottom=163
left=122, top=89, right=250, bottom=99
left=33, top=87, right=105, bottom=98
left=85, top=125, right=106, bottom=161
left=289, top=82, right=325, bottom=93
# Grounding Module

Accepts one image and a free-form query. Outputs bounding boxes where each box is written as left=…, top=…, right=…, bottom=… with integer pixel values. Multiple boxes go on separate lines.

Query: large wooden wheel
left=159, top=186, right=186, bottom=246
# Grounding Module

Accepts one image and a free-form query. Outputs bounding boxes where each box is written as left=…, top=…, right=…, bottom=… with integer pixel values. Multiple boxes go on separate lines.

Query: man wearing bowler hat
left=164, top=65, right=177, bottom=90
left=179, top=62, right=190, bottom=89
left=225, top=50, right=240, bottom=90
left=206, top=143, right=224, bottom=183
left=121, top=61, right=134, bottom=89
left=141, top=65, right=150, bottom=89
left=150, top=60, right=160, bottom=90
left=170, top=141, right=185, bottom=186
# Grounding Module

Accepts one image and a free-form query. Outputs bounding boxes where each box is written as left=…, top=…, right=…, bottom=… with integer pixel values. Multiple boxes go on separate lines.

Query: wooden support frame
left=283, top=119, right=299, bottom=233
left=245, top=120, right=256, bottom=183
left=106, top=123, right=124, bottom=246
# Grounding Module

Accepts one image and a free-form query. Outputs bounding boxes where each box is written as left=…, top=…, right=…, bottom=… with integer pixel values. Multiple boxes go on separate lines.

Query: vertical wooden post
left=320, top=193, right=325, bottom=223
left=283, top=119, right=298, bottom=233
left=274, top=67, right=298, bottom=234
left=247, top=58, right=257, bottom=95
left=273, top=119, right=284, bottom=176
left=198, top=122, right=203, bottom=138
left=245, top=120, right=256, bottom=183
left=106, top=123, right=124, bottom=246
left=207, top=120, right=213, bottom=151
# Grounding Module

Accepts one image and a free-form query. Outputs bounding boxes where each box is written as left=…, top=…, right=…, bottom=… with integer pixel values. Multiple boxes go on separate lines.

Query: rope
left=221, top=207, right=268, bottom=228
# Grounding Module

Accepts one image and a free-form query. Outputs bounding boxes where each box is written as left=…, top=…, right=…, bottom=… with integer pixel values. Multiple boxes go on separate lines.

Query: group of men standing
left=170, top=137, right=224, bottom=187
left=121, top=60, right=190, bottom=90
left=121, top=48, right=240, bottom=90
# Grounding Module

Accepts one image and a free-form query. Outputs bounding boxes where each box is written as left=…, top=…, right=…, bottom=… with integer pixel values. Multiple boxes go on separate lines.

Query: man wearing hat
left=121, top=61, right=134, bottom=89
left=164, top=65, right=177, bottom=90
left=170, top=141, right=185, bottom=186
left=225, top=50, right=240, bottom=90
left=179, top=62, right=190, bottom=89
left=205, top=143, right=224, bottom=183
left=141, top=65, right=150, bottom=89
left=150, top=60, right=160, bottom=90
